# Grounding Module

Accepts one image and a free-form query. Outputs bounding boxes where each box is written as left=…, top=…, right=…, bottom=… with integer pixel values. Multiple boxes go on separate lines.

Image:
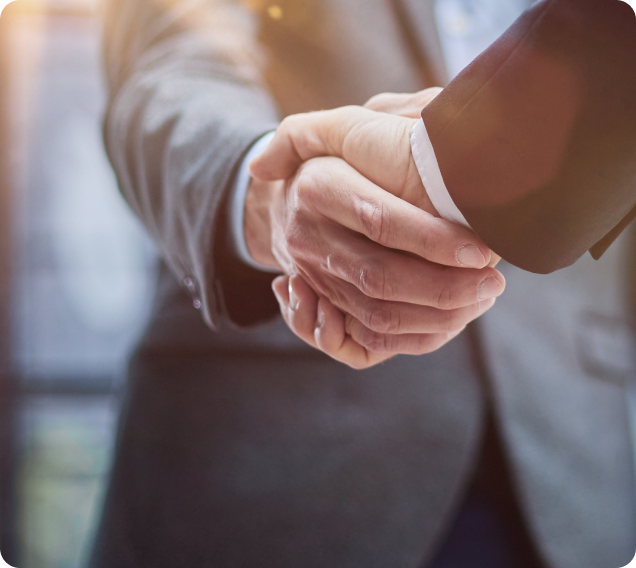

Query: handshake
left=245, top=88, right=505, bottom=369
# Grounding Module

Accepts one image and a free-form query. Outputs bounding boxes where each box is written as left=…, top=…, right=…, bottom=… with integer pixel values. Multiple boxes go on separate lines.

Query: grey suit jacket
left=97, top=0, right=636, bottom=566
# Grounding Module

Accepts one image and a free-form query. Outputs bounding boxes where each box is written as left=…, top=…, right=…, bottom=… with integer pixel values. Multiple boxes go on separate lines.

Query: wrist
left=408, top=155, right=439, bottom=217
left=244, top=176, right=282, bottom=269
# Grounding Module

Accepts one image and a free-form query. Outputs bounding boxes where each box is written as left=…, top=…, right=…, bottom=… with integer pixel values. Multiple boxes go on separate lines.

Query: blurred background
left=1, top=1, right=636, bottom=567
left=0, top=0, right=158, bottom=565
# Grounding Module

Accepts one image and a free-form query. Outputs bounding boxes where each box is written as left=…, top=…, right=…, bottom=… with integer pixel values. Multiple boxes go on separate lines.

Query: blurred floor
left=17, top=396, right=119, bottom=568
left=2, top=2, right=158, bottom=566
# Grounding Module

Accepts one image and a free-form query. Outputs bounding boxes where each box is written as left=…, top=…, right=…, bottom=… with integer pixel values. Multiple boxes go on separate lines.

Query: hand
left=248, top=88, right=449, bottom=213
left=359, top=88, right=499, bottom=268
left=245, top=152, right=504, bottom=369
left=249, top=105, right=427, bottom=212
left=271, top=272, right=475, bottom=369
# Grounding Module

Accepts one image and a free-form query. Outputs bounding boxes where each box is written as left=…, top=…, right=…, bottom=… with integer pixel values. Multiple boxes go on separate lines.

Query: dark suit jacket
left=423, top=0, right=636, bottom=273
left=92, top=0, right=636, bottom=567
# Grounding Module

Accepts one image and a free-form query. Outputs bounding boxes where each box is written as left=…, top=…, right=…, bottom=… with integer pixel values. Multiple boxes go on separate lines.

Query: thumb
left=249, top=106, right=422, bottom=205
left=249, top=106, right=367, bottom=181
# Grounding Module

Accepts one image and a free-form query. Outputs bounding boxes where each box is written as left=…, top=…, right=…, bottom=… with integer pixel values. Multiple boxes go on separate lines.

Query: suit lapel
left=479, top=235, right=636, bottom=568
left=392, top=0, right=449, bottom=86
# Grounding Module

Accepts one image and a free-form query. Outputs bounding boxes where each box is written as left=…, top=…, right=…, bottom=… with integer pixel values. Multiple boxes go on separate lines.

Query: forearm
left=421, top=0, right=636, bottom=273
left=103, top=0, right=281, bottom=328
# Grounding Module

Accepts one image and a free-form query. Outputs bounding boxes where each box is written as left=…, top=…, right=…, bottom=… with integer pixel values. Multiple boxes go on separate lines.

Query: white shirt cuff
left=229, top=130, right=281, bottom=273
left=410, top=118, right=471, bottom=229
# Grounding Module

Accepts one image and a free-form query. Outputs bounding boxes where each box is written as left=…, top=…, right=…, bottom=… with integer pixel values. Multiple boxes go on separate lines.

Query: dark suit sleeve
left=421, top=0, right=636, bottom=274
left=102, top=0, right=281, bottom=329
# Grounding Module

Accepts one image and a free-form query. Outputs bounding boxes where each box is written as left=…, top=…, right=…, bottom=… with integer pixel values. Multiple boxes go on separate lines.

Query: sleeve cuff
left=410, top=118, right=472, bottom=229
left=229, top=130, right=281, bottom=274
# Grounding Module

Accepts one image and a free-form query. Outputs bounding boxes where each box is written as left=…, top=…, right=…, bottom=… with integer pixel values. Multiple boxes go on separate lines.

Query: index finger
left=303, top=157, right=492, bottom=268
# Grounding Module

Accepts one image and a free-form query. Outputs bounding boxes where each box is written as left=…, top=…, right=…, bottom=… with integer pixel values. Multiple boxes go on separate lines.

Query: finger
left=286, top=274, right=320, bottom=346
left=312, top=295, right=346, bottom=353
left=272, top=274, right=292, bottom=320
left=274, top=275, right=391, bottom=369
left=346, top=316, right=466, bottom=355
left=301, top=264, right=497, bottom=333
left=314, top=297, right=394, bottom=369
left=299, top=157, right=492, bottom=267
left=364, top=88, right=443, bottom=118
left=323, top=282, right=496, bottom=334
left=272, top=274, right=290, bottom=305
left=272, top=275, right=316, bottom=348
left=296, top=224, right=506, bottom=309
left=275, top=274, right=474, bottom=364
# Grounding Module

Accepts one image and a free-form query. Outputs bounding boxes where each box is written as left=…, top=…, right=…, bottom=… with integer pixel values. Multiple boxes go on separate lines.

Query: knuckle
left=286, top=113, right=321, bottom=157
left=281, top=113, right=305, bottom=136
left=358, top=199, right=392, bottom=246
left=358, top=328, right=394, bottom=353
left=419, top=228, right=431, bottom=256
left=436, top=285, right=454, bottom=310
left=294, top=167, right=319, bottom=203
left=366, top=304, right=401, bottom=334
left=279, top=114, right=294, bottom=132
left=321, top=282, right=347, bottom=309
left=420, top=228, right=442, bottom=258
left=356, top=260, right=389, bottom=299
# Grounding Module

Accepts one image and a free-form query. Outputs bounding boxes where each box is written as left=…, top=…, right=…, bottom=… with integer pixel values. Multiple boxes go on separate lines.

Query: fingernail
left=288, top=281, right=299, bottom=310
left=456, top=245, right=487, bottom=268
left=316, top=305, right=325, bottom=329
left=478, top=277, right=502, bottom=300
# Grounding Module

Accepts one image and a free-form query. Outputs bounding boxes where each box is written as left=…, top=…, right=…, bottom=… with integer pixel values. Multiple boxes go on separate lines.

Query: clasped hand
left=245, top=88, right=505, bottom=369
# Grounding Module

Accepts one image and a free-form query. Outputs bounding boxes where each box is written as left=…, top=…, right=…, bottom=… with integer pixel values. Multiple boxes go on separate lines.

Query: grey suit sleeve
left=102, top=0, right=280, bottom=329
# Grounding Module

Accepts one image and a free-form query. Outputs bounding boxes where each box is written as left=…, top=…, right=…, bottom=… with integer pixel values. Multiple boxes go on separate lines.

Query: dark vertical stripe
left=0, top=7, right=19, bottom=566
left=389, top=0, right=439, bottom=87
left=423, top=324, right=547, bottom=568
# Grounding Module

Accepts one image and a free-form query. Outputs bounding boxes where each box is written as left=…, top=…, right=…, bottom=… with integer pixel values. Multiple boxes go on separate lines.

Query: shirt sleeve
left=410, top=119, right=471, bottom=229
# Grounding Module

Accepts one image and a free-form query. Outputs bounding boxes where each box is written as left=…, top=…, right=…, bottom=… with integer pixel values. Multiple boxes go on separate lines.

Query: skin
left=244, top=89, right=504, bottom=369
